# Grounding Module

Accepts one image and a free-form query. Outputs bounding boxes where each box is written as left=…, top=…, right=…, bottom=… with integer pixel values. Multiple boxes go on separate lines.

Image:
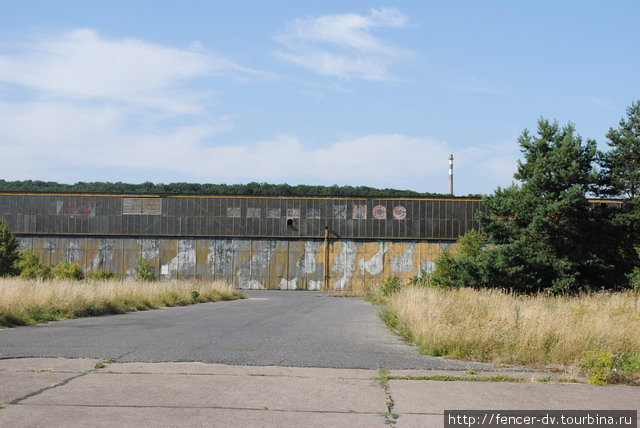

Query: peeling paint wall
left=17, top=236, right=455, bottom=291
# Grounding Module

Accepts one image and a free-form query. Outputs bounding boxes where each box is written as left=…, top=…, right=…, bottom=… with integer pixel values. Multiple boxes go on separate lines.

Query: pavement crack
left=7, top=356, right=119, bottom=406
left=378, top=365, right=399, bottom=425
left=11, top=402, right=382, bottom=415
left=7, top=371, right=89, bottom=405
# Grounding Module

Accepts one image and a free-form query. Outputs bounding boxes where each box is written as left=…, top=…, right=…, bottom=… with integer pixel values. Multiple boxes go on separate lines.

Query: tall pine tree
left=469, top=119, right=622, bottom=293
left=599, top=100, right=640, bottom=198
left=597, top=100, right=640, bottom=280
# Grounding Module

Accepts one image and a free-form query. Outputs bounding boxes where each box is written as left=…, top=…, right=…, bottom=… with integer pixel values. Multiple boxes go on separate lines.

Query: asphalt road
left=0, top=291, right=491, bottom=370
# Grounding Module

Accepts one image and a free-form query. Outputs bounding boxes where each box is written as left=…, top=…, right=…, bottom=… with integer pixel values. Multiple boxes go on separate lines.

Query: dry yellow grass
left=0, top=278, right=242, bottom=327
left=384, top=286, right=640, bottom=368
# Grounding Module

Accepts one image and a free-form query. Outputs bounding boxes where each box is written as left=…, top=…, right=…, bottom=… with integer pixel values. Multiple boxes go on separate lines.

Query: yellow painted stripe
left=0, top=192, right=622, bottom=204
left=0, top=192, right=483, bottom=202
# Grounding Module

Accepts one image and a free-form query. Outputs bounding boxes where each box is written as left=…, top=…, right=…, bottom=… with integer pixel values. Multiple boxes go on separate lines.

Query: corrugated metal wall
left=0, top=193, right=487, bottom=240
left=2, top=193, right=622, bottom=289
left=16, top=236, right=454, bottom=291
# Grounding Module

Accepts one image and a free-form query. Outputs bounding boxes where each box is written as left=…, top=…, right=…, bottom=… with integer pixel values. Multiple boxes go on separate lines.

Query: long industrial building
left=1, top=192, right=486, bottom=290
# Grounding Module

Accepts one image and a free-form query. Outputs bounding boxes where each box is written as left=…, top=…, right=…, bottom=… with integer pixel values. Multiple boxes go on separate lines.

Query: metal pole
left=324, top=226, right=330, bottom=290
left=448, top=154, right=454, bottom=195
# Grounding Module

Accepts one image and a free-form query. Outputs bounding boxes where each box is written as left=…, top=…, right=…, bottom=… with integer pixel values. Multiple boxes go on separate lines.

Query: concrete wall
left=17, top=236, right=455, bottom=291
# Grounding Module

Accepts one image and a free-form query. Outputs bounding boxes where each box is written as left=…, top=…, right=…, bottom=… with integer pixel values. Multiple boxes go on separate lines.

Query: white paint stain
left=168, top=239, right=196, bottom=273
left=16, top=238, right=30, bottom=251
left=236, top=240, right=275, bottom=290
left=242, top=279, right=265, bottom=290
left=139, top=238, right=159, bottom=259
left=88, top=239, right=115, bottom=271
left=420, top=260, right=435, bottom=274
left=279, top=278, right=298, bottom=290
left=391, top=243, right=416, bottom=273
left=302, top=241, right=322, bottom=274
left=359, top=241, right=388, bottom=275
left=66, top=239, right=82, bottom=263
left=208, top=240, right=237, bottom=277
left=331, top=240, right=357, bottom=290
left=307, top=280, right=322, bottom=291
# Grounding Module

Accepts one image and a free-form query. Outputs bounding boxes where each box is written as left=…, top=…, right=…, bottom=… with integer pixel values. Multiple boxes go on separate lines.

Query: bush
left=408, top=268, right=429, bottom=287
left=134, top=258, right=155, bottom=282
left=50, top=261, right=84, bottom=280
left=457, top=229, right=485, bottom=258
left=0, top=219, right=20, bottom=277
left=580, top=349, right=639, bottom=385
left=429, top=250, right=459, bottom=288
left=380, top=275, right=403, bottom=296
left=14, top=251, right=50, bottom=279
left=87, top=269, right=116, bottom=281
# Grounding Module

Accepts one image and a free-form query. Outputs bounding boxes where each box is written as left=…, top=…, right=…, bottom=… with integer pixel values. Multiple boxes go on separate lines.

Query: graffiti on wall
left=333, top=204, right=347, bottom=219
left=56, top=201, right=96, bottom=217
left=352, top=205, right=367, bottom=219
left=393, top=205, right=406, bottom=220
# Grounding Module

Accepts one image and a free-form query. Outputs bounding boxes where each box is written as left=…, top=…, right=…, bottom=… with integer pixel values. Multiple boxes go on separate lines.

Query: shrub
left=579, top=349, right=639, bottom=385
left=50, top=261, right=84, bottom=280
left=87, top=269, right=116, bottom=281
left=0, top=219, right=20, bottom=277
left=457, top=229, right=485, bottom=258
left=380, top=275, right=403, bottom=296
left=408, top=268, right=429, bottom=287
left=14, top=251, right=50, bottom=279
left=627, top=247, right=640, bottom=292
left=134, top=258, right=155, bottom=282
left=429, top=250, right=459, bottom=288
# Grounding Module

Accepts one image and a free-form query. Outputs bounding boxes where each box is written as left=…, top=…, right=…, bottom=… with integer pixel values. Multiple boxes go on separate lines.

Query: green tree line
left=0, top=180, right=477, bottom=198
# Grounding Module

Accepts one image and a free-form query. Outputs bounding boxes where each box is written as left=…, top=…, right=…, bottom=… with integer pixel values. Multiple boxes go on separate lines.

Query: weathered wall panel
left=16, top=236, right=457, bottom=291
left=4, top=193, right=622, bottom=289
left=0, top=193, right=491, bottom=240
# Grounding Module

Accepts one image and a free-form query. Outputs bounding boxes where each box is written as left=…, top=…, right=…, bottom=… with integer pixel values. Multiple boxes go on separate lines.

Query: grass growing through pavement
left=378, top=286, right=640, bottom=385
left=0, top=278, right=243, bottom=327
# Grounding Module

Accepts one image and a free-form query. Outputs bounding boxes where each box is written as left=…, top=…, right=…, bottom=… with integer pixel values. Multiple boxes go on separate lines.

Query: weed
left=364, top=292, right=386, bottom=305
left=133, top=258, right=155, bottom=282
left=580, top=349, right=639, bottom=385
left=0, top=278, right=242, bottom=327
left=86, top=270, right=115, bottom=281
left=50, top=261, right=84, bottom=281
left=464, top=369, right=477, bottom=375
left=377, top=286, right=640, bottom=383
left=380, top=275, right=403, bottom=297
left=94, top=358, right=115, bottom=370
left=388, top=375, right=524, bottom=382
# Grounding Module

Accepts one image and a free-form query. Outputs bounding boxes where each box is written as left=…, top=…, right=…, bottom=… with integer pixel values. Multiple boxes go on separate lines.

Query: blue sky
left=0, top=1, right=638, bottom=195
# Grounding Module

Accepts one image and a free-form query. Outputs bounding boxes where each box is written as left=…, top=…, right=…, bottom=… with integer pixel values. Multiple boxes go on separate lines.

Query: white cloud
left=0, top=29, right=259, bottom=113
left=0, top=28, right=517, bottom=194
left=275, top=8, right=410, bottom=81
left=0, top=98, right=518, bottom=194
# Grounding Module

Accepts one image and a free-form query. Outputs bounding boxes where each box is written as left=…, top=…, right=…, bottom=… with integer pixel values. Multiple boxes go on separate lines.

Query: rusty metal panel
left=14, top=235, right=465, bottom=289
left=2, top=193, right=500, bottom=240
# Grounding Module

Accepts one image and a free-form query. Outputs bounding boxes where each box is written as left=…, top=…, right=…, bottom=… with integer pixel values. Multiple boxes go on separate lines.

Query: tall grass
left=0, top=278, right=243, bottom=327
left=384, top=287, right=640, bottom=371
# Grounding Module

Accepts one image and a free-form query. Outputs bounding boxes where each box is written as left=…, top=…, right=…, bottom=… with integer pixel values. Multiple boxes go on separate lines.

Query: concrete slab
left=0, top=404, right=387, bottom=428
left=0, top=358, right=99, bottom=373
left=389, top=380, right=640, bottom=414
left=396, top=414, right=444, bottom=428
left=106, top=362, right=377, bottom=379
left=0, top=372, right=78, bottom=404
left=23, top=372, right=388, bottom=414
